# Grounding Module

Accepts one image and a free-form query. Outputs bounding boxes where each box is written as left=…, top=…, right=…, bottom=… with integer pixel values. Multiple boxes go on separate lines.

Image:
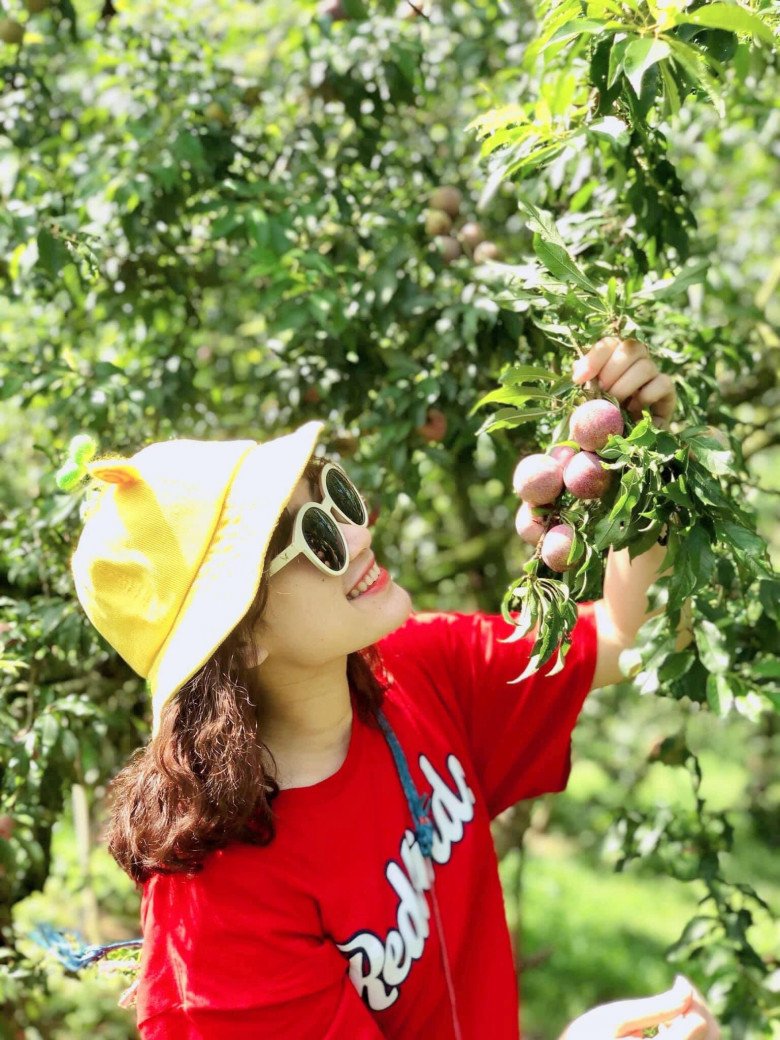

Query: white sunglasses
left=267, top=462, right=369, bottom=578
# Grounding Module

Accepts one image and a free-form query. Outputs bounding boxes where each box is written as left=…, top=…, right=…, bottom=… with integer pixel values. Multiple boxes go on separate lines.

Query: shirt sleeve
left=136, top=853, right=385, bottom=1040
left=378, top=600, right=598, bottom=819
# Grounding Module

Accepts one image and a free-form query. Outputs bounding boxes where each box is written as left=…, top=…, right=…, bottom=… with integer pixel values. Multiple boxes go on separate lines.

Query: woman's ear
left=248, top=644, right=269, bottom=670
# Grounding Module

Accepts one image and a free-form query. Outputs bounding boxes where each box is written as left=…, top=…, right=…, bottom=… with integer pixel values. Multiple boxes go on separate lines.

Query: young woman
left=64, top=338, right=719, bottom=1038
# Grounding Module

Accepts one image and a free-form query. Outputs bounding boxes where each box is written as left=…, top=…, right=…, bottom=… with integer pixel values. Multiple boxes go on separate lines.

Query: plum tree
left=569, top=399, right=624, bottom=452
left=563, top=451, right=613, bottom=500
left=512, top=454, right=564, bottom=505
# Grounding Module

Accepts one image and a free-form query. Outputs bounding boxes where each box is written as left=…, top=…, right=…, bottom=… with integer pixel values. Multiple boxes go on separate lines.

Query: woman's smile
left=347, top=564, right=391, bottom=601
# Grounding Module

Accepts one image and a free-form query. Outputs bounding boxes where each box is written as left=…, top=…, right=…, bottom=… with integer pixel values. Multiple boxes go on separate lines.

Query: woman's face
left=251, top=469, right=413, bottom=672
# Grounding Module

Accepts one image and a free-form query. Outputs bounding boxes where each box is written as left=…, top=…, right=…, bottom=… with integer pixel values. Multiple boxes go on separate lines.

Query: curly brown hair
left=101, top=453, right=389, bottom=888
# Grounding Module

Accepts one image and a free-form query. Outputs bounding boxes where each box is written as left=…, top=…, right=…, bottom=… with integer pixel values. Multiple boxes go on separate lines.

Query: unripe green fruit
left=204, top=101, right=231, bottom=126
left=425, top=209, right=453, bottom=237
left=69, top=434, right=97, bottom=465
left=515, top=502, right=547, bottom=545
left=541, top=524, right=581, bottom=572
left=473, top=241, right=502, bottom=263
left=435, top=236, right=462, bottom=264
left=55, top=461, right=83, bottom=491
left=548, top=444, right=577, bottom=467
left=563, top=451, right=613, bottom=500
left=430, top=185, right=462, bottom=218
left=569, top=399, right=624, bottom=452
left=240, top=85, right=262, bottom=106
left=459, top=221, right=485, bottom=252
left=0, top=19, right=25, bottom=44
left=512, top=454, right=564, bottom=506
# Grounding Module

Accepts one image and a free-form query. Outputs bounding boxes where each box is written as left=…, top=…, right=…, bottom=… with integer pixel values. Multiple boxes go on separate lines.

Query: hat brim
left=147, top=420, right=326, bottom=738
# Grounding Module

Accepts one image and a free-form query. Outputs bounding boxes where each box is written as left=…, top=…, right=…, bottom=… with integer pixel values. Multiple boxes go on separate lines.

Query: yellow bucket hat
left=60, top=421, right=325, bottom=739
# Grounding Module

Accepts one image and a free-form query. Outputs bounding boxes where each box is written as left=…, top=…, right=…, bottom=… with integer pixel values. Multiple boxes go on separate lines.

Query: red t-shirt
left=135, top=601, right=598, bottom=1039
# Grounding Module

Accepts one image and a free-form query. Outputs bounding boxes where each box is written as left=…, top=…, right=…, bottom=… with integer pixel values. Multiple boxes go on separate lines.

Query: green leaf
left=663, top=477, right=694, bottom=509
left=533, top=236, right=599, bottom=294
left=548, top=17, right=607, bottom=47
left=36, top=229, right=71, bottom=277
left=634, top=258, right=709, bottom=300
left=659, top=58, right=682, bottom=116
left=706, top=673, right=735, bottom=717
left=517, top=198, right=569, bottom=249
left=468, top=385, right=550, bottom=416
left=500, top=364, right=559, bottom=385
left=608, top=36, right=630, bottom=88
left=715, top=520, right=768, bottom=561
left=666, top=37, right=726, bottom=116
left=589, top=115, right=631, bottom=146
left=622, top=38, right=671, bottom=96
left=685, top=524, right=717, bottom=584
left=758, top=579, right=780, bottom=621
left=696, top=619, right=730, bottom=674
left=477, top=407, right=551, bottom=435
left=753, top=658, right=780, bottom=679
left=659, top=651, right=695, bottom=682
left=685, top=432, right=732, bottom=474
left=676, top=2, right=775, bottom=46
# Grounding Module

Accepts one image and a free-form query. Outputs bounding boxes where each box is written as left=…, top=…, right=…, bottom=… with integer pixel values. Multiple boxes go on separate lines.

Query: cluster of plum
left=424, top=186, right=502, bottom=266
left=512, top=399, right=624, bottom=572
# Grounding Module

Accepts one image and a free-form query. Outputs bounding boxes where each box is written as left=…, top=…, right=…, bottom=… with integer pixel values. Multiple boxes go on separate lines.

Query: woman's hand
left=560, top=975, right=721, bottom=1040
left=571, top=335, right=677, bottom=430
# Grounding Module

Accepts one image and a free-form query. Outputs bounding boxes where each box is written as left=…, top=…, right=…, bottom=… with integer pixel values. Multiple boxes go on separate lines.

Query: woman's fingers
left=656, top=1011, right=711, bottom=1040
left=687, top=995, right=722, bottom=1039
left=572, top=336, right=649, bottom=388
left=614, top=977, right=693, bottom=1036
left=604, top=358, right=658, bottom=402
left=571, top=336, right=677, bottom=429
left=630, top=374, right=677, bottom=422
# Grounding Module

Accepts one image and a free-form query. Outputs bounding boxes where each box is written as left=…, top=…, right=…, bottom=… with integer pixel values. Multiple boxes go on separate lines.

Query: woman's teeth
left=347, top=563, right=380, bottom=599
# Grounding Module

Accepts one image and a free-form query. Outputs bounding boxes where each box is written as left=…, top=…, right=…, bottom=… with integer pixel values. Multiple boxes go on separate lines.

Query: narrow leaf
left=533, top=237, right=599, bottom=294
left=500, top=364, right=559, bottom=384
left=676, top=2, right=775, bottom=46
left=622, top=37, right=671, bottom=96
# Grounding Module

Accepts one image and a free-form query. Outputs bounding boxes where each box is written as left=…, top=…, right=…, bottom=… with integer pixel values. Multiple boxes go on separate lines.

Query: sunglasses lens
left=302, top=508, right=347, bottom=572
left=325, top=468, right=366, bottom=525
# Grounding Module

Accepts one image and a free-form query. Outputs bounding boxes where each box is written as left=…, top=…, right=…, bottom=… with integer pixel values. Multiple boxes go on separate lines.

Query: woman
left=63, top=338, right=719, bottom=1038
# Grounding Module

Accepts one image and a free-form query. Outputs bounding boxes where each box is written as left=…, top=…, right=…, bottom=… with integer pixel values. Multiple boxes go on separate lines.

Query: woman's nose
left=341, top=520, right=371, bottom=561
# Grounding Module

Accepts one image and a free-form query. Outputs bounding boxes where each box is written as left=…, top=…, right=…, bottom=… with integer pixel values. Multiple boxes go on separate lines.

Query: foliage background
left=0, top=0, right=777, bottom=1037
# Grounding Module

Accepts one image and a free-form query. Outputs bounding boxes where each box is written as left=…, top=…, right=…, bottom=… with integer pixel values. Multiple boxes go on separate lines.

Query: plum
left=512, top=454, right=564, bottom=505
left=569, top=400, right=624, bottom=452
left=563, top=451, right=613, bottom=500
